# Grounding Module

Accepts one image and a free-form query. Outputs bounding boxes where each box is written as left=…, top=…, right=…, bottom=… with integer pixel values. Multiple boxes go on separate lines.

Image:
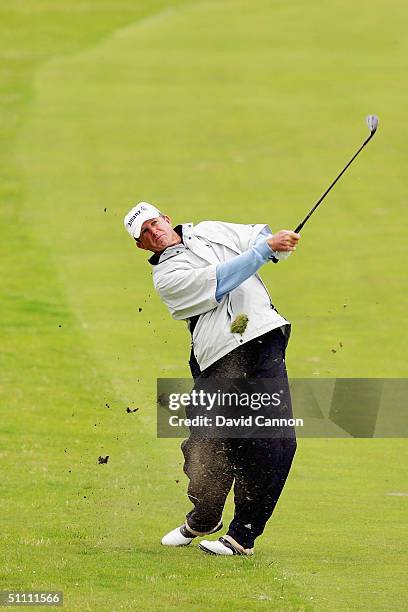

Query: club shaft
left=294, top=131, right=375, bottom=233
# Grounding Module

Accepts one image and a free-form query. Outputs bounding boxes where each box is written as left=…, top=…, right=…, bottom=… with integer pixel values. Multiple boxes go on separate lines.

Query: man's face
left=136, top=215, right=181, bottom=253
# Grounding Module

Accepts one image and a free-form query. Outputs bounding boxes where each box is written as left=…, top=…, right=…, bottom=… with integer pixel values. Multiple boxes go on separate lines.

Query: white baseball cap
left=124, top=202, right=161, bottom=240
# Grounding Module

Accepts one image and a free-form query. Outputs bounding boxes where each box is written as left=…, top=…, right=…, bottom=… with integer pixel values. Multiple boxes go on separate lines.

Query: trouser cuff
left=226, top=529, right=255, bottom=550
left=185, top=519, right=223, bottom=537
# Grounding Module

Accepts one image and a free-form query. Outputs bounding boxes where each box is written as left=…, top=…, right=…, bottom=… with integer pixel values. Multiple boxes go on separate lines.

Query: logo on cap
left=127, top=205, right=147, bottom=227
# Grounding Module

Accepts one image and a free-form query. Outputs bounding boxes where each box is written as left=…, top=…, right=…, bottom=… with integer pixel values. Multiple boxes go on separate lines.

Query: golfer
left=124, top=202, right=300, bottom=556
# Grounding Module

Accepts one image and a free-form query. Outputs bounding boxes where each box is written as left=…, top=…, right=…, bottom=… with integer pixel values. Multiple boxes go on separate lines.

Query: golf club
left=272, top=114, right=379, bottom=262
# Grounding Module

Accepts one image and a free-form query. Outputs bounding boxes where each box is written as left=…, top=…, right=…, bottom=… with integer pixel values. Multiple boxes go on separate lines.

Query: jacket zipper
left=255, top=273, right=277, bottom=311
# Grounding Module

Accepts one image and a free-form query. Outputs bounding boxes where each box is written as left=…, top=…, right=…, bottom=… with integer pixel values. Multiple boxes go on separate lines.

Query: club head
left=366, top=114, right=379, bottom=134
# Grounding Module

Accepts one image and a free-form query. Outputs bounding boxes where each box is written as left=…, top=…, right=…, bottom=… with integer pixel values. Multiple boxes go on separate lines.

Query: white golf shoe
left=161, top=520, right=223, bottom=547
left=161, top=524, right=196, bottom=547
left=199, top=536, right=254, bottom=556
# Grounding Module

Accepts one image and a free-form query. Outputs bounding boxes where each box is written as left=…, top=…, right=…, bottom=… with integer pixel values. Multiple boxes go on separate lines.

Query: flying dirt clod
left=230, top=314, right=249, bottom=335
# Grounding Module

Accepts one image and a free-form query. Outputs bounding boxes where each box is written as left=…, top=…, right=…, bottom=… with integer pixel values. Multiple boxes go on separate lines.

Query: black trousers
left=182, top=328, right=297, bottom=549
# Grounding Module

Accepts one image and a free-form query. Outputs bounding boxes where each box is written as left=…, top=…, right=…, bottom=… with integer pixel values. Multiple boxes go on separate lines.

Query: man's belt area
left=188, top=315, right=201, bottom=379
left=189, top=314, right=200, bottom=337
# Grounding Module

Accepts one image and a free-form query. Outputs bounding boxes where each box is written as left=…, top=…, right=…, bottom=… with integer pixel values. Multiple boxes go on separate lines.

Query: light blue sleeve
left=215, top=229, right=278, bottom=302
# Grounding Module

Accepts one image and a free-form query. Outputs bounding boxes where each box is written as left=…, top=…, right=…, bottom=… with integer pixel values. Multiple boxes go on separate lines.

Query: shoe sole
left=198, top=542, right=238, bottom=556
left=198, top=542, right=219, bottom=555
left=161, top=538, right=194, bottom=547
left=199, top=541, right=254, bottom=556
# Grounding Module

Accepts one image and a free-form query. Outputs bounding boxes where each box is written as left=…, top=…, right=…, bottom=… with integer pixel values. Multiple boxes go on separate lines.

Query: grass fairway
left=1, top=0, right=407, bottom=610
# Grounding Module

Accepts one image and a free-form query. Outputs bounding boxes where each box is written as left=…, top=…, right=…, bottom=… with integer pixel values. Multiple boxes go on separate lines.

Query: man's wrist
left=255, top=237, right=278, bottom=260
left=263, top=235, right=280, bottom=260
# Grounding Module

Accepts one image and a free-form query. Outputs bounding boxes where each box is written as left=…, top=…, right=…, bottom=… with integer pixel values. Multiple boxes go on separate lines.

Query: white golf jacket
left=151, top=221, right=290, bottom=371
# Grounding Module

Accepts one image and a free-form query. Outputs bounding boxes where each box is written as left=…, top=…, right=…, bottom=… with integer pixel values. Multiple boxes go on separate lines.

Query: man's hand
left=267, top=230, right=300, bottom=252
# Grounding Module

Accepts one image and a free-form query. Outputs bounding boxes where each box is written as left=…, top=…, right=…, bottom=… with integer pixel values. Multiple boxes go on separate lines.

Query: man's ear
left=162, top=215, right=171, bottom=225
left=135, top=240, right=147, bottom=250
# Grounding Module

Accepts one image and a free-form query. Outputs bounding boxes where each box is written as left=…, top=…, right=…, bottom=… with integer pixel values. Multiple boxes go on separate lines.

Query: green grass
left=1, top=0, right=407, bottom=610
